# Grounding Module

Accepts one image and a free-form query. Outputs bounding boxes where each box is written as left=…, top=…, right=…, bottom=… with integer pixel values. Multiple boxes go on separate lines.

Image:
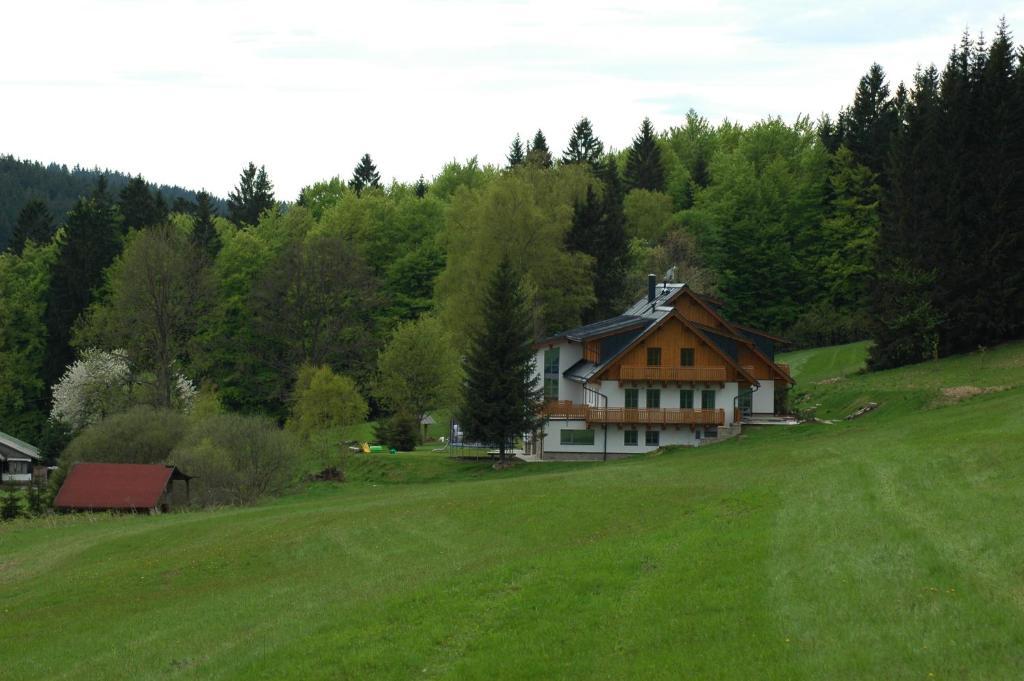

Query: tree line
left=1, top=20, right=1021, bottom=456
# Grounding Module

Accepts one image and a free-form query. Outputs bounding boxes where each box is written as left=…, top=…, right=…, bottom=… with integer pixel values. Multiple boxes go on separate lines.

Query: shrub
left=1, top=488, right=22, bottom=520
left=171, top=413, right=302, bottom=506
left=374, top=413, right=420, bottom=452
left=62, top=406, right=189, bottom=466
left=287, top=365, right=368, bottom=439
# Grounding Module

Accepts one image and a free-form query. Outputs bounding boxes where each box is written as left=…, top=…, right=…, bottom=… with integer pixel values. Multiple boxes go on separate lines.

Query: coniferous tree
left=414, top=175, right=428, bottom=198
left=227, top=162, right=276, bottom=226
left=1, top=488, right=20, bottom=521
left=526, top=129, right=553, bottom=168
left=562, top=117, right=604, bottom=168
left=593, top=156, right=630, bottom=318
left=624, top=117, right=665, bottom=191
left=42, top=184, right=123, bottom=387
left=349, top=154, right=382, bottom=195
left=118, top=176, right=167, bottom=231
left=7, top=199, right=54, bottom=254
left=459, top=255, right=543, bottom=465
left=507, top=134, right=526, bottom=167
left=840, top=63, right=899, bottom=182
left=190, top=190, right=221, bottom=259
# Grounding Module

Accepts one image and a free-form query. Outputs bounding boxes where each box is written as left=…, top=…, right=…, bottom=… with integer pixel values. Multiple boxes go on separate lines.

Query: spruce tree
left=414, top=175, right=428, bottom=198
left=228, top=162, right=276, bottom=226
left=507, top=134, right=526, bottom=167
left=624, top=117, right=665, bottom=191
left=349, top=154, right=382, bottom=195
left=119, top=176, right=167, bottom=231
left=1, top=488, right=21, bottom=521
left=459, top=255, right=543, bottom=465
left=593, top=156, right=630, bottom=319
left=43, top=187, right=123, bottom=387
left=526, top=129, right=553, bottom=168
left=562, top=117, right=604, bottom=168
left=841, top=63, right=899, bottom=182
left=8, top=198, right=54, bottom=254
left=190, top=190, right=221, bottom=259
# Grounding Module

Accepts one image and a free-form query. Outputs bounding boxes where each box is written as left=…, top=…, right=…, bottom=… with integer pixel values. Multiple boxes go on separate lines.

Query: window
left=679, top=389, right=694, bottom=409
left=8, top=461, right=28, bottom=475
left=701, top=390, right=716, bottom=409
left=625, top=388, right=639, bottom=409
left=624, top=430, right=639, bottom=446
left=646, top=347, right=661, bottom=366
left=560, top=429, right=595, bottom=446
left=680, top=347, right=695, bottom=366
left=645, top=430, right=660, bottom=446
left=543, top=348, right=560, bottom=375
left=544, top=378, right=559, bottom=401
left=705, top=427, right=719, bottom=438
left=646, top=389, right=660, bottom=408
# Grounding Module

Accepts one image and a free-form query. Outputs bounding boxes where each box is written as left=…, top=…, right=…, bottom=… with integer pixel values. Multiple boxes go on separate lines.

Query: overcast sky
left=2, top=1, right=1019, bottom=199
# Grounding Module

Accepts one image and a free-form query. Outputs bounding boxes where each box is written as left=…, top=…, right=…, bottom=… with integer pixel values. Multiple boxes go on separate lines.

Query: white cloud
left=1, top=0, right=1019, bottom=197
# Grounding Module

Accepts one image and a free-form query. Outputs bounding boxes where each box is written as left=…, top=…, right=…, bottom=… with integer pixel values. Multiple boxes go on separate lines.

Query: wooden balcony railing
left=542, top=401, right=725, bottom=426
left=618, top=366, right=727, bottom=383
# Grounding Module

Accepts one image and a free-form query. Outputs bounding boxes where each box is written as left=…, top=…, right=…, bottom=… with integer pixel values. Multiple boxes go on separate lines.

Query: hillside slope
left=2, top=342, right=1023, bottom=680
left=0, top=155, right=225, bottom=248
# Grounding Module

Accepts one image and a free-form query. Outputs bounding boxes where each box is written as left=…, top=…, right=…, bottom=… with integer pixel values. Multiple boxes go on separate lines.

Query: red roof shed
left=54, top=463, right=191, bottom=512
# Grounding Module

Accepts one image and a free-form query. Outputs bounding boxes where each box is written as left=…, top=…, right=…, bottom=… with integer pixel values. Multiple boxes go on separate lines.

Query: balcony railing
left=618, top=366, right=727, bottom=383
left=542, top=401, right=724, bottom=426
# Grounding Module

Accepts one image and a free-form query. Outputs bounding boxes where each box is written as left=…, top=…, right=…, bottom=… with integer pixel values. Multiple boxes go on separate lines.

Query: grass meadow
left=2, top=341, right=1024, bottom=679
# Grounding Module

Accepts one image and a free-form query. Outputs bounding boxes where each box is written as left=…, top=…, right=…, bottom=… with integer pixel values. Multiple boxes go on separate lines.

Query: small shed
left=420, top=414, right=436, bottom=440
left=0, top=430, right=41, bottom=484
left=54, top=463, right=193, bottom=514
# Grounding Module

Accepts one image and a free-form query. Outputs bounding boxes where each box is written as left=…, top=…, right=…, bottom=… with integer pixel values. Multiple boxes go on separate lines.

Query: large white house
left=528, top=276, right=794, bottom=460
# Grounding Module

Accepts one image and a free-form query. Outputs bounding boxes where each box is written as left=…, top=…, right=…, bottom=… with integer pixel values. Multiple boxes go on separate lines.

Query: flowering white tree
left=50, top=348, right=197, bottom=432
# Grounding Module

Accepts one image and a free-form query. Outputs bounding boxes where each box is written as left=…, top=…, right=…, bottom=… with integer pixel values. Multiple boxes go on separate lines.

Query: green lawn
left=3, top=341, right=1024, bottom=679
left=779, top=339, right=870, bottom=385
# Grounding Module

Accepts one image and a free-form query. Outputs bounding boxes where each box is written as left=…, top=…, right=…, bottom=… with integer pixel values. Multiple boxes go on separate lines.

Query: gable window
left=680, top=347, right=695, bottom=366
left=645, top=430, right=660, bottom=446
left=679, top=389, right=694, bottom=409
left=544, top=378, right=559, bottom=401
left=646, top=389, right=661, bottom=408
left=646, top=347, right=661, bottom=367
left=701, top=390, right=716, bottom=409
left=560, top=429, right=595, bottom=446
left=544, top=348, right=560, bottom=375
left=625, top=388, right=639, bottom=409
left=624, top=430, right=638, bottom=446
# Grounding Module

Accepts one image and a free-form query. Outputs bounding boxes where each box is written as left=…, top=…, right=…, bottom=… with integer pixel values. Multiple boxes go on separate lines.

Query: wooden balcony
left=618, top=366, right=727, bottom=383
left=542, top=401, right=725, bottom=426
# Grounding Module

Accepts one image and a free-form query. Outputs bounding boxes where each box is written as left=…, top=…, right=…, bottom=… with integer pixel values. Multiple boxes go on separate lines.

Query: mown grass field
left=3, top=341, right=1024, bottom=679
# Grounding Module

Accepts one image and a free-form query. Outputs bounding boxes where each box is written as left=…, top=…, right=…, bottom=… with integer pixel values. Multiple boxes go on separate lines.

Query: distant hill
left=0, top=155, right=226, bottom=249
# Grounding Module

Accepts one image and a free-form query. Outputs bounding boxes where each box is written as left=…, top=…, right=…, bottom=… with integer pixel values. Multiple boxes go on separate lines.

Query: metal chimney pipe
left=647, top=273, right=656, bottom=303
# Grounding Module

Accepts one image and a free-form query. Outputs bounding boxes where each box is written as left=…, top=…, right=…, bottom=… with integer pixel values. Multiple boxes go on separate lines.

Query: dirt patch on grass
left=933, top=385, right=1010, bottom=406
left=815, top=376, right=844, bottom=385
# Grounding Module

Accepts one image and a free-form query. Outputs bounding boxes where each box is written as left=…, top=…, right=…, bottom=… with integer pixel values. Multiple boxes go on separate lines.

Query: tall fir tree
left=7, top=199, right=54, bottom=254
left=840, top=64, right=899, bottom=181
left=42, top=185, right=123, bottom=387
left=190, top=190, right=221, bottom=259
left=349, top=154, right=382, bottom=195
left=459, top=255, right=543, bottom=465
left=413, top=175, right=429, bottom=198
left=562, top=117, right=604, bottom=168
left=624, top=117, right=665, bottom=192
left=507, top=134, right=526, bottom=167
left=227, top=162, right=276, bottom=226
left=593, top=156, right=630, bottom=319
left=526, top=129, right=553, bottom=168
left=118, top=175, right=168, bottom=231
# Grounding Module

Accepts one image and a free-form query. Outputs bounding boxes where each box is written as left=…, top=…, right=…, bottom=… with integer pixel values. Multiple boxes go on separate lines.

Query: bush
left=62, top=406, right=189, bottom=466
left=171, top=413, right=302, bottom=506
left=374, top=413, right=420, bottom=452
left=287, top=365, right=368, bottom=439
left=1, top=488, right=22, bottom=520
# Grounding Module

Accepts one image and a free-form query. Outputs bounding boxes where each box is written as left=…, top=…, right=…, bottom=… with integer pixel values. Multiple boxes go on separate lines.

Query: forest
left=0, top=22, right=1021, bottom=462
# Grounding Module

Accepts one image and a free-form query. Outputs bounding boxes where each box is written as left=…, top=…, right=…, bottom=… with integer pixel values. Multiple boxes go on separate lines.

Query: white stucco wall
left=534, top=341, right=584, bottom=404
left=752, top=380, right=775, bottom=414
left=541, top=419, right=702, bottom=456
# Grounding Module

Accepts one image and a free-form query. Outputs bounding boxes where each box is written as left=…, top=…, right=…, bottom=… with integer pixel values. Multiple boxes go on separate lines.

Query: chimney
left=647, top=274, right=656, bottom=303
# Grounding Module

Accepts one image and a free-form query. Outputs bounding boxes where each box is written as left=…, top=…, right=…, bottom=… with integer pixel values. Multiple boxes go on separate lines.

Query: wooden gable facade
left=593, top=311, right=756, bottom=385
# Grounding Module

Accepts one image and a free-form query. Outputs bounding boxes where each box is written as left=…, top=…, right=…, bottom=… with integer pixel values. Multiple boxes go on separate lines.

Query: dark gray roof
left=0, top=430, right=40, bottom=461
left=540, top=314, right=649, bottom=344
